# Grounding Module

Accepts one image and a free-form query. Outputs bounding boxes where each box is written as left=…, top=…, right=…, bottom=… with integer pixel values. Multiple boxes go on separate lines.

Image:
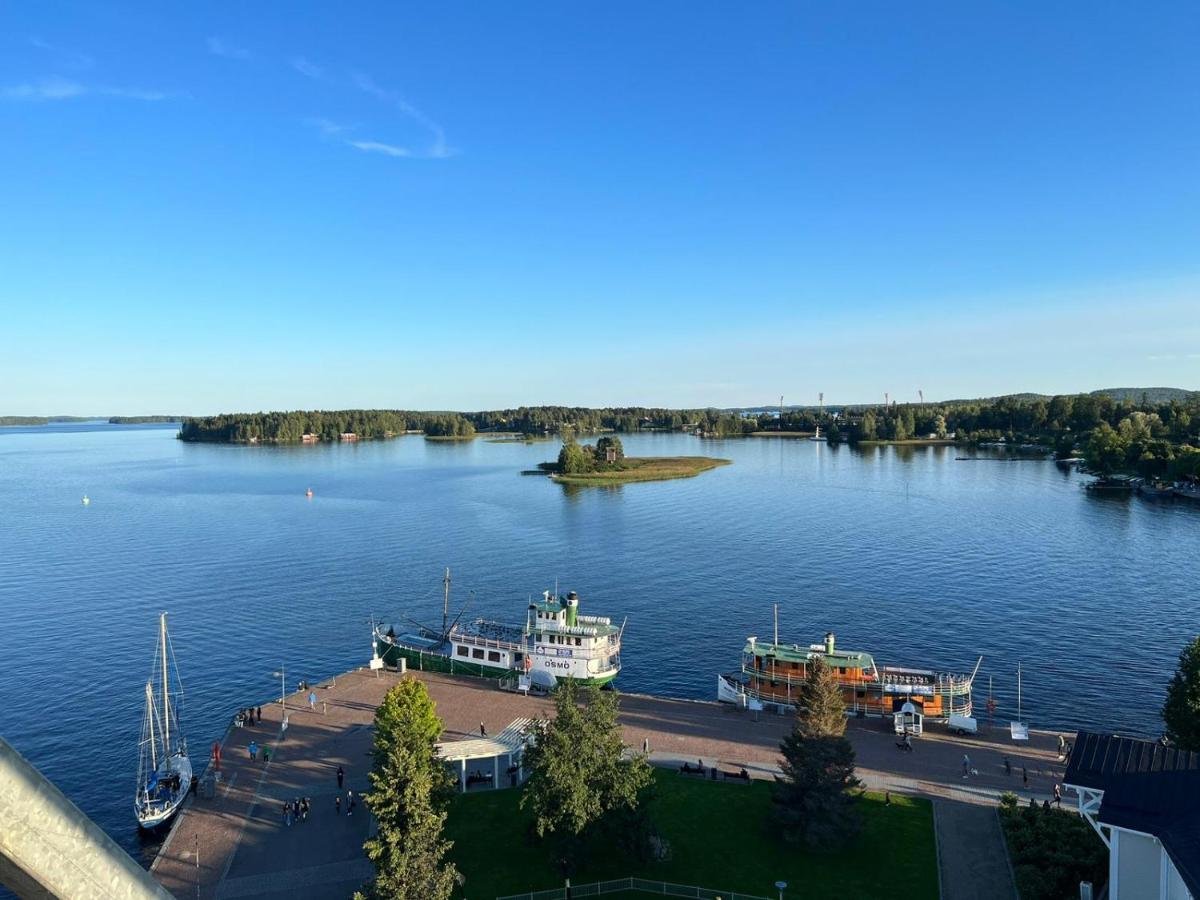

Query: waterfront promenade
left=153, top=667, right=1068, bottom=900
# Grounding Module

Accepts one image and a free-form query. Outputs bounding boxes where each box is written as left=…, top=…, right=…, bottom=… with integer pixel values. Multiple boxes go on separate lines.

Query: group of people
left=281, top=797, right=310, bottom=826
left=235, top=706, right=263, bottom=728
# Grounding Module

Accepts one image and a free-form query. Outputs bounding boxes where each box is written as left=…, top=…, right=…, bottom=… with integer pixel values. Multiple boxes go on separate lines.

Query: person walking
left=248, top=740, right=257, bottom=760
left=348, top=791, right=357, bottom=817
left=1022, top=766, right=1029, bottom=788
left=301, top=797, right=310, bottom=821
left=256, top=706, right=262, bottom=724
left=642, top=737, right=649, bottom=754
left=308, top=690, right=317, bottom=711
left=1053, top=783, right=1062, bottom=806
left=262, top=745, right=271, bottom=764
left=962, top=754, right=971, bottom=778
left=1004, top=756, right=1012, bottom=776
left=480, top=721, right=487, bottom=737
left=293, top=799, right=301, bottom=823
left=282, top=801, right=291, bottom=827
left=335, top=796, right=341, bottom=815
left=336, top=765, right=344, bottom=789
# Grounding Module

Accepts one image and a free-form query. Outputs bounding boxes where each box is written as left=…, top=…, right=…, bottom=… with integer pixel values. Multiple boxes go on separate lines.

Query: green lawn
left=445, top=769, right=938, bottom=900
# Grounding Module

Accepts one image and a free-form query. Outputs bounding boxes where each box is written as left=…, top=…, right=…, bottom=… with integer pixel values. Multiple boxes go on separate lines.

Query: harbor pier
left=152, top=667, right=1069, bottom=900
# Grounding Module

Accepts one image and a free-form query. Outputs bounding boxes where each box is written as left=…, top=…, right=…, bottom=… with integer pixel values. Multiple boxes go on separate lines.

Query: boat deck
left=151, top=668, right=1072, bottom=900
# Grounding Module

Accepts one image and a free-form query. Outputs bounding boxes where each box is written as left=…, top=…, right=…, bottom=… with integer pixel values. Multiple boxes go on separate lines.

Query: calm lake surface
left=1, top=422, right=1197, bottom=862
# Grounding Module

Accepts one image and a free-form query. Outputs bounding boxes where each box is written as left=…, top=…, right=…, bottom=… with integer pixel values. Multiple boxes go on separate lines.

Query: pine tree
left=521, top=679, right=652, bottom=839
left=360, top=679, right=459, bottom=900
left=1163, top=635, right=1200, bottom=751
left=772, top=657, right=862, bottom=848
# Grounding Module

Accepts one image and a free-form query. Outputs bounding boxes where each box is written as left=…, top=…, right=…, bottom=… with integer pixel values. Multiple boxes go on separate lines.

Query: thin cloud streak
left=207, top=37, right=252, bottom=60
left=29, top=37, right=94, bottom=69
left=349, top=70, right=452, bottom=159
left=347, top=140, right=412, bottom=158
left=306, top=117, right=353, bottom=136
left=291, top=57, right=323, bottom=80
left=2, top=77, right=169, bottom=101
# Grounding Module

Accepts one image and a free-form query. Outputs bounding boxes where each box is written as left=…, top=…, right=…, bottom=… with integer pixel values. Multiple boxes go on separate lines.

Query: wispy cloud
left=291, top=57, right=323, bottom=80
left=2, top=77, right=169, bottom=102
left=207, top=37, right=252, bottom=60
left=305, top=117, right=353, bottom=136
left=347, top=140, right=412, bottom=158
left=1147, top=353, right=1200, bottom=361
left=349, top=70, right=452, bottom=159
left=29, top=37, right=93, bottom=69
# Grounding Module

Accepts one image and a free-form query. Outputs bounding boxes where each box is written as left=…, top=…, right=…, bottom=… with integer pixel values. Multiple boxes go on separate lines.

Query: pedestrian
left=962, top=754, right=971, bottom=778
left=480, top=721, right=487, bottom=737
left=903, top=733, right=912, bottom=752
left=248, top=740, right=257, bottom=760
left=642, top=737, right=649, bottom=754
left=309, top=690, right=317, bottom=711
left=1004, top=756, right=1011, bottom=776
left=1022, top=766, right=1028, bottom=788
left=1042, top=799, right=1051, bottom=812
left=301, top=798, right=310, bottom=821
left=346, top=789, right=354, bottom=816
left=336, top=765, right=344, bottom=789
left=282, top=801, right=291, bottom=827
left=885, top=791, right=891, bottom=806
left=1057, top=734, right=1066, bottom=756
left=262, top=745, right=271, bottom=763
left=293, top=799, right=301, bottom=822
left=1053, top=783, right=1062, bottom=806
left=256, top=706, right=262, bottom=723
left=335, top=796, right=341, bottom=815
left=348, top=793, right=357, bottom=817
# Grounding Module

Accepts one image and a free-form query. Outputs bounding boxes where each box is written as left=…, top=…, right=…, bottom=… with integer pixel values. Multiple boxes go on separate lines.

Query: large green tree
left=360, top=679, right=459, bottom=900
left=521, top=679, right=652, bottom=839
left=1084, top=422, right=1130, bottom=476
left=772, top=657, right=862, bottom=848
left=1163, top=635, right=1200, bottom=751
left=557, top=439, right=595, bottom=475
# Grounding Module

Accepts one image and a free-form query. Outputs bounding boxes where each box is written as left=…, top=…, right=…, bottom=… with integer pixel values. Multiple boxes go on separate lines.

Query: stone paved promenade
left=153, top=668, right=1068, bottom=900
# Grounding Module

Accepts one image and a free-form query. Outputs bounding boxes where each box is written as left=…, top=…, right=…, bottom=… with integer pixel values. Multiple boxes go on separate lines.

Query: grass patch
left=445, top=769, right=937, bottom=899
left=544, top=456, right=730, bottom=486
left=998, top=795, right=1106, bottom=900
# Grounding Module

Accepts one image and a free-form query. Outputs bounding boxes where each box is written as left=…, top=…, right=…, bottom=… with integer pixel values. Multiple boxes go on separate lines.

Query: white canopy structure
left=436, top=718, right=534, bottom=792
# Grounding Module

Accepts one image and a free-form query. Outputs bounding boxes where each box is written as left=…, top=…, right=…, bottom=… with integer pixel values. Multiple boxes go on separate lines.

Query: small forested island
left=0, top=415, right=94, bottom=426
left=539, top=436, right=730, bottom=485
left=109, top=415, right=181, bottom=425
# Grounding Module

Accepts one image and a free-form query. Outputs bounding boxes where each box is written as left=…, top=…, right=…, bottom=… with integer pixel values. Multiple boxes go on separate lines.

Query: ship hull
left=376, top=636, right=618, bottom=687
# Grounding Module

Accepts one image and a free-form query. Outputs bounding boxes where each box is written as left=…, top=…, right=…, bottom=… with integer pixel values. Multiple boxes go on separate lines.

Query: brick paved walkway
left=153, top=668, right=1065, bottom=900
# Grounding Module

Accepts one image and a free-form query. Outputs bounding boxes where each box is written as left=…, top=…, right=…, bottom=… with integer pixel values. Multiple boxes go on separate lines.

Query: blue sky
left=2, top=2, right=1197, bottom=413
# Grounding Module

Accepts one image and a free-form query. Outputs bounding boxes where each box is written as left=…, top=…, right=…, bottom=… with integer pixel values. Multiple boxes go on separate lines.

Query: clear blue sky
left=2, top=2, right=1197, bottom=414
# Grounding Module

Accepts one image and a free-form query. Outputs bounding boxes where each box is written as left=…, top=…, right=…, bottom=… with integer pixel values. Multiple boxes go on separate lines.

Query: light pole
left=272, top=666, right=287, bottom=738
left=775, top=880, right=787, bottom=900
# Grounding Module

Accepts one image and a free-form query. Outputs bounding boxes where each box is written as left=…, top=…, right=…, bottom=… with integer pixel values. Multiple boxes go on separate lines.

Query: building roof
left=1064, top=731, right=1200, bottom=792
left=435, top=718, right=533, bottom=763
left=1065, top=731, right=1200, bottom=898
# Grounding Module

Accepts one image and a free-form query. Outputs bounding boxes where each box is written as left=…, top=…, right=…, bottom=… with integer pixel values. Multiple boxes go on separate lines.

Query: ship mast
left=442, top=568, right=451, bottom=638
left=145, top=681, right=158, bottom=770
left=160, top=612, right=170, bottom=757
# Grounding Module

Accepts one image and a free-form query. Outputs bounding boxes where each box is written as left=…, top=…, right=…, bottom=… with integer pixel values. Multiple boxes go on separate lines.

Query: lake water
left=1, top=422, right=1197, bottom=863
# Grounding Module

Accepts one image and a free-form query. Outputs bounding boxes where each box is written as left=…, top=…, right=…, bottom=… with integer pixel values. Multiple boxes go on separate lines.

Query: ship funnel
left=566, top=591, right=579, bottom=627
left=825, top=632, right=835, bottom=655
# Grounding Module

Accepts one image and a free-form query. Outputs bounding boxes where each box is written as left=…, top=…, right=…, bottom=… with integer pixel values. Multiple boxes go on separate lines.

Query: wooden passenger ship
left=718, top=629, right=980, bottom=723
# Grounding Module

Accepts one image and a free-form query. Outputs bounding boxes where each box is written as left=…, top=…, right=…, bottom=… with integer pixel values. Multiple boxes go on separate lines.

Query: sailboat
left=135, top=612, right=192, bottom=829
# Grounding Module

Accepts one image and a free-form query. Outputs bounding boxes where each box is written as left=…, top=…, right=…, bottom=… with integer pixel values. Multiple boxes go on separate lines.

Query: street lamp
left=775, top=881, right=787, bottom=900
left=271, top=665, right=286, bottom=712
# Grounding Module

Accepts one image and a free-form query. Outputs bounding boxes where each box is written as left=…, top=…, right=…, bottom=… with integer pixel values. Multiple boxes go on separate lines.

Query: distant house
left=1064, top=730, right=1200, bottom=899
left=301, top=433, right=317, bottom=444
left=339, top=432, right=358, bottom=442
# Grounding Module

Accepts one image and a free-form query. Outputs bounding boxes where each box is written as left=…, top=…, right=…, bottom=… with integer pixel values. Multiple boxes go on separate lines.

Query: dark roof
left=1063, top=730, right=1200, bottom=792
left=1065, top=731, right=1200, bottom=898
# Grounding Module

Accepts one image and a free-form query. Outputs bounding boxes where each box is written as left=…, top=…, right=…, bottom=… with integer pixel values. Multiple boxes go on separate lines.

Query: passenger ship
left=374, top=571, right=623, bottom=688
left=718, top=630, right=980, bottom=723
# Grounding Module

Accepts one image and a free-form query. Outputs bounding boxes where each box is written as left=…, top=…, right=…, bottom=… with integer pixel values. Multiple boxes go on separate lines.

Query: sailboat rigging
left=135, top=612, right=192, bottom=829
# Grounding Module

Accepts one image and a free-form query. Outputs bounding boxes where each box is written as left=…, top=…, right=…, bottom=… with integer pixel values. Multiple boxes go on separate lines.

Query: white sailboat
left=135, top=612, right=192, bottom=829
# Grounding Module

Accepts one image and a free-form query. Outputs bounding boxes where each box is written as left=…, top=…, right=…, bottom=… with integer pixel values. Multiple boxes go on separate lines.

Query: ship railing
left=452, top=631, right=528, bottom=654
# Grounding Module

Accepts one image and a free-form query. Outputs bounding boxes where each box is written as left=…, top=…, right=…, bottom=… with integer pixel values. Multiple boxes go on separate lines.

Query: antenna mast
left=773, top=603, right=779, bottom=647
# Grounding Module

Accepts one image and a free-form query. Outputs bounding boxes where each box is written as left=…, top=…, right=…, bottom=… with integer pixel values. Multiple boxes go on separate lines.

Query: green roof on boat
left=745, top=640, right=876, bottom=671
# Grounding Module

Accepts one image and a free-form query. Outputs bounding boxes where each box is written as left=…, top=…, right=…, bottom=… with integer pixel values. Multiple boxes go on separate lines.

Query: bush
left=999, top=802, right=1106, bottom=900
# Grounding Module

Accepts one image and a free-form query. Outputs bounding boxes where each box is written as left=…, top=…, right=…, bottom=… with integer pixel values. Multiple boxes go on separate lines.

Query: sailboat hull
left=136, top=752, right=192, bottom=829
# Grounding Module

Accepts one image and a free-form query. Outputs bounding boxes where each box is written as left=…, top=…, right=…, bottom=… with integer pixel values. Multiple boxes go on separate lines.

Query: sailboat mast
left=773, top=603, right=779, bottom=647
left=442, top=568, right=450, bottom=638
left=161, top=612, right=170, bottom=755
left=145, top=681, right=158, bottom=770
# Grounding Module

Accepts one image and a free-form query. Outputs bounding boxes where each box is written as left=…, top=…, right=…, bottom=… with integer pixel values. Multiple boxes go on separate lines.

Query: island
left=538, top=436, right=730, bottom=486
left=108, top=415, right=181, bottom=425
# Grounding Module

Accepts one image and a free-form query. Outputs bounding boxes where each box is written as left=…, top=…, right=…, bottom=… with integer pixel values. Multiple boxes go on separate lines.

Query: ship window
left=472, top=648, right=484, bottom=659
left=575, top=637, right=581, bottom=646
left=488, top=651, right=501, bottom=663
left=456, top=646, right=469, bottom=657
left=514, top=653, right=523, bottom=662
left=838, top=667, right=846, bottom=675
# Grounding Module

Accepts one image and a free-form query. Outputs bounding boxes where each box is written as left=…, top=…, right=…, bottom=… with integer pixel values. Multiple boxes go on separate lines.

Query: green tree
left=1084, top=422, right=1129, bottom=476
left=521, top=679, right=652, bottom=840
left=557, top=439, right=594, bottom=475
left=1163, top=635, right=1200, bottom=751
left=772, top=657, right=862, bottom=848
left=360, top=679, right=459, bottom=900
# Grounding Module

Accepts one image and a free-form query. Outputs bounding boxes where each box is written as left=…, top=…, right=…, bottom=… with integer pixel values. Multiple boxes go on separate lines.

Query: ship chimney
left=565, top=591, right=579, bottom=628
left=825, top=632, right=835, bottom=655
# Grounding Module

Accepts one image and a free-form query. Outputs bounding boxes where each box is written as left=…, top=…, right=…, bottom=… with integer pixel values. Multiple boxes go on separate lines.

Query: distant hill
left=739, top=387, right=1198, bottom=411
left=1087, top=387, right=1198, bottom=403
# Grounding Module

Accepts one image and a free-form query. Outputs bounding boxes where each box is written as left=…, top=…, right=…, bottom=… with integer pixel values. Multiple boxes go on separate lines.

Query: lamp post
left=775, top=880, right=787, bottom=900
left=271, top=666, right=287, bottom=738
